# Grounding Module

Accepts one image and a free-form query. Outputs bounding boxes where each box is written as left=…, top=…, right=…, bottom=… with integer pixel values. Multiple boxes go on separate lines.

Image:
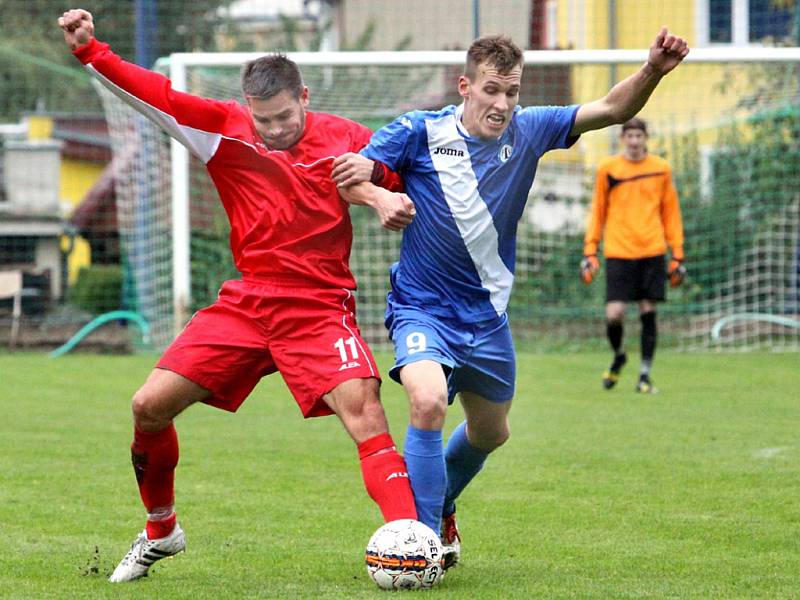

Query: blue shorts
left=385, top=298, right=515, bottom=404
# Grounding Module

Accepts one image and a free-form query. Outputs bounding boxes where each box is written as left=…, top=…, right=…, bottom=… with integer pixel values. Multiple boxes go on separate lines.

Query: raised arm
left=58, top=9, right=231, bottom=162
left=571, top=27, right=689, bottom=136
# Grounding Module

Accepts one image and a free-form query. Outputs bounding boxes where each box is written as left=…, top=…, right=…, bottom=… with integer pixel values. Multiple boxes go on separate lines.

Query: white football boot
left=440, top=513, right=461, bottom=570
left=108, top=523, right=186, bottom=582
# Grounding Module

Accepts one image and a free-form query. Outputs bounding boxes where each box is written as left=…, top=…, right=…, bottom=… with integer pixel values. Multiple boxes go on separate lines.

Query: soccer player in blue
left=334, top=27, right=689, bottom=568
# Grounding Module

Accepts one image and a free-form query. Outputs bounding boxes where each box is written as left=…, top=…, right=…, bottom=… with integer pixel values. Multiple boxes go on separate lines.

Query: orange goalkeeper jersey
left=583, top=153, right=684, bottom=260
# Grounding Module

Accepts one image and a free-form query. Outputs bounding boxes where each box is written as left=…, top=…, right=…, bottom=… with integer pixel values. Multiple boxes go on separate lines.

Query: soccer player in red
left=58, top=8, right=418, bottom=583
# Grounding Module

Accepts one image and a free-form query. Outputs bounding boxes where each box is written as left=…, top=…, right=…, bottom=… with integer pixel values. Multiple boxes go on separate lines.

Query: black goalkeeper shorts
left=605, top=255, right=667, bottom=302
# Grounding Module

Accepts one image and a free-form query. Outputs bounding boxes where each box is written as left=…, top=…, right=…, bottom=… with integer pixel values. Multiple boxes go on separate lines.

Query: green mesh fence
left=1, top=0, right=798, bottom=352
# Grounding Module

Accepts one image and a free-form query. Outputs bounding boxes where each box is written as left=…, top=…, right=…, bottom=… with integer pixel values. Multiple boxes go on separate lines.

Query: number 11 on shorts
left=334, top=336, right=360, bottom=370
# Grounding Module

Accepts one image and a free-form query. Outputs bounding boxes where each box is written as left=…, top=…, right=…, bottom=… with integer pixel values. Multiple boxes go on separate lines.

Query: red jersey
left=74, top=38, right=398, bottom=289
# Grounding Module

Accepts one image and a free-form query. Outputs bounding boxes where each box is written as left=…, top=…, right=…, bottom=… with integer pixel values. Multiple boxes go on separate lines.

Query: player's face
left=247, top=87, right=309, bottom=149
left=621, top=128, right=647, bottom=158
left=458, top=61, right=522, bottom=140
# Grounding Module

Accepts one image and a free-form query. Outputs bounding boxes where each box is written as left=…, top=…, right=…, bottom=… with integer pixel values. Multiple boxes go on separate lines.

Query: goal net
left=96, top=49, right=800, bottom=353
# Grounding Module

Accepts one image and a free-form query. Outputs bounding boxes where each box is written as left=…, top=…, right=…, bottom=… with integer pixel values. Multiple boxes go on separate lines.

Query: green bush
left=667, top=104, right=800, bottom=314
left=69, top=265, right=123, bottom=314
left=190, top=228, right=239, bottom=313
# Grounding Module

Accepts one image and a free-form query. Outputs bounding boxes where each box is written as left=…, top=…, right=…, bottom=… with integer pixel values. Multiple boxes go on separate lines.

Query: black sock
left=640, top=311, right=657, bottom=371
left=606, top=321, right=624, bottom=355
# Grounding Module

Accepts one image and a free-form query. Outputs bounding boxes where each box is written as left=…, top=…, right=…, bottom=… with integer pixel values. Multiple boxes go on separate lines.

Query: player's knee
left=486, top=428, right=510, bottom=452
left=472, top=421, right=510, bottom=452
left=409, top=390, right=447, bottom=428
left=337, top=379, right=381, bottom=417
left=606, top=302, right=625, bottom=324
left=131, top=386, right=170, bottom=431
left=494, top=424, right=511, bottom=449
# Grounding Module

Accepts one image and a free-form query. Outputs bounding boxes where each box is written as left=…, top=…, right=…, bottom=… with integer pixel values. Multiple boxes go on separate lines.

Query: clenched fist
left=58, top=9, right=95, bottom=50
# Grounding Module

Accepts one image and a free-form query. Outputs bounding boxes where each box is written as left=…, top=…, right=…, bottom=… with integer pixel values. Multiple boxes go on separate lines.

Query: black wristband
left=370, top=161, right=385, bottom=185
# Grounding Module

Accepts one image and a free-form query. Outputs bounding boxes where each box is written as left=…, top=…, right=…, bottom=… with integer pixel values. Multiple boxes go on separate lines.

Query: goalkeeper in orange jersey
left=581, top=117, right=685, bottom=393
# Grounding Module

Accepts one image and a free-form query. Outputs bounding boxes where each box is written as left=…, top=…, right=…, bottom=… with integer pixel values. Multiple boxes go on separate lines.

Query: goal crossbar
left=165, top=47, right=800, bottom=68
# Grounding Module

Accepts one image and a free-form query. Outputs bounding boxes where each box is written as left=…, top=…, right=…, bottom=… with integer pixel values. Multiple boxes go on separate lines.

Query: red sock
left=146, top=512, right=176, bottom=540
left=131, top=424, right=179, bottom=538
left=358, top=433, right=418, bottom=522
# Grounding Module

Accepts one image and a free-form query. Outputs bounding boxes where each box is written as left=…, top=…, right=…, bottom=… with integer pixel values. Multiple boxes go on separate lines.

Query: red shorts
left=157, top=278, right=380, bottom=418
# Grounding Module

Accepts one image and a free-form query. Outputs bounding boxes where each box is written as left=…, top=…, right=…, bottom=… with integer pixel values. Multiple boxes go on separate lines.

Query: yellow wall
left=561, top=0, right=697, bottom=49
left=26, top=114, right=54, bottom=140
left=61, top=235, right=92, bottom=286
left=614, top=2, right=696, bottom=48
left=549, top=1, right=744, bottom=169
left=61, top=158, right=106, bottom=285
left=60, top=158, right=105, bottom=209
left=585, top=0, right=610, bottom=48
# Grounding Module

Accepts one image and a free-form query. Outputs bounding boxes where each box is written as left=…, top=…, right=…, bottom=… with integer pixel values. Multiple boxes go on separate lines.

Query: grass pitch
left=0, top=351, right=797, bottom=599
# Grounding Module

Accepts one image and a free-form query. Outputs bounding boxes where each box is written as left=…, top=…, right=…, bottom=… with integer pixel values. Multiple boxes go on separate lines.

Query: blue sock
left=443, top=421, right=488, bottom=517
left=403, top=425, right=445, bottom=533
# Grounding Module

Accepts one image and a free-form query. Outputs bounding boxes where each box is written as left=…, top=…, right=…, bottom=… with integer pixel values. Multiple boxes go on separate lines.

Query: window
left=708, top=0, right=733, bottom=43
left=0, top=236, right=36, bottom=265
left=748, top=0, right=794, bottom=41
left=698, top=0, right=795, bottom=45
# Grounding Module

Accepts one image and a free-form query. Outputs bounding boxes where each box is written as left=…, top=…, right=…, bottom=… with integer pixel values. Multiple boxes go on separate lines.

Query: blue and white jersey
left=362, top=103, right=580, bottom=322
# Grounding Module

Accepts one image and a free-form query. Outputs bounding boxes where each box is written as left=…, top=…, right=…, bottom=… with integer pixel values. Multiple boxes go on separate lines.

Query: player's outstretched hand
left=647, top=27, right=689, bottom=76
left=58, top=9, right=94, bottom=50
left=373, top=190, right=416, bottom=232
left=580, top=255, right=600, bottom=285
left=332, top=152, right=374, bottom=188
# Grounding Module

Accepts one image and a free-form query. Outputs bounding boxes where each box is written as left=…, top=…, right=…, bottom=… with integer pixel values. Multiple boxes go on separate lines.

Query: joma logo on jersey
left=433, top=146, right=464, bottom=157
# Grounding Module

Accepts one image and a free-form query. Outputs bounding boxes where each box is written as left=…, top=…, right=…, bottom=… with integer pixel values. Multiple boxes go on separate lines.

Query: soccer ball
left=365, top=519, right=445, bottom=590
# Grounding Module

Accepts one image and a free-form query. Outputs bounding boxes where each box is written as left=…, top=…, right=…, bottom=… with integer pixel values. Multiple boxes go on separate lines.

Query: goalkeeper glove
left=580, top=255, right=600, bottom=285
left=668, top=259, right=686, bottom=287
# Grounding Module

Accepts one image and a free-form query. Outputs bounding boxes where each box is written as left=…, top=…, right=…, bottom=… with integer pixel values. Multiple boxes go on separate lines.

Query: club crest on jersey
left=499, top=144, right=513, bottom=162
left=433, top=146, right=465, bottom=157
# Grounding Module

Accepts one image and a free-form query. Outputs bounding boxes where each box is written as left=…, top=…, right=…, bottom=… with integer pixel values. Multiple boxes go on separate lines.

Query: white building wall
left=339, top=0, right=531, bottom=50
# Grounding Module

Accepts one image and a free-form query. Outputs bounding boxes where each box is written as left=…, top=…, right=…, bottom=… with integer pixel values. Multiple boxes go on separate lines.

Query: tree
left=0, top=0, right=238, bottom=120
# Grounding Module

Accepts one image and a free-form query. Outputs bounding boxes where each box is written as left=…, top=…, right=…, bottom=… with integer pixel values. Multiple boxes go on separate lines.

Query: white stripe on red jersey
left=75, top=38, right=398, bottom=289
